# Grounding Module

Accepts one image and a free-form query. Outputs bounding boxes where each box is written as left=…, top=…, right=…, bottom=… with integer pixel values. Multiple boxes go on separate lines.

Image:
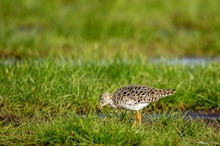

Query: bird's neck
left=109, top=99, right=117, bottom=109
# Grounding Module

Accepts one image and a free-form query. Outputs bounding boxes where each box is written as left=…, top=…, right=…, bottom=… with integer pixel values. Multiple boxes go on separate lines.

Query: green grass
left=0, top=59, right=219, bottom=145
left=0, top=0, right=220, bottom=59
left=0, top=59, right=219, bottom=113
left=1, top=112, right=220, bottom=145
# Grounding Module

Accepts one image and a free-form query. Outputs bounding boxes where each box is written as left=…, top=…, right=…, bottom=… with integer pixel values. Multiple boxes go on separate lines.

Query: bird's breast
left=120, top=102, right=150, bottom=111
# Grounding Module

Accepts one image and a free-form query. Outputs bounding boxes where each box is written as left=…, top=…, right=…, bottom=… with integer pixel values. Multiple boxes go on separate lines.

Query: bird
left=99, top=85, right=176, bottom=126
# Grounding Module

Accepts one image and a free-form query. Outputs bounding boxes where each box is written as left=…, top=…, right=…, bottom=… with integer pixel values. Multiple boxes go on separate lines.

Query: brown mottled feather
left=113, top=85, right=175, bottom=108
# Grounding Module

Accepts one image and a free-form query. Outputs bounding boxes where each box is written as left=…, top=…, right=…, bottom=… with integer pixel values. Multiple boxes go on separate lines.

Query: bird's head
left=99, top=92, right=113, bottom=109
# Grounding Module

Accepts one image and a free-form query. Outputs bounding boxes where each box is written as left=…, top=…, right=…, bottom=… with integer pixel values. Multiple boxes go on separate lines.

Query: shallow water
left=149, top=57, right=220, bottom=66
left=1, top=57, right=220, bottom=66
left=97, top=111, right=220, bottom=120
left=186, top=111, right=220, bottom=120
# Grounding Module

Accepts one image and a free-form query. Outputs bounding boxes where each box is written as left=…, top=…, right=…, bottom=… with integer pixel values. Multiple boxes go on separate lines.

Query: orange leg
left=136, top=110, right=142, bottom=125
left=132, top=110, right=142, bottom=127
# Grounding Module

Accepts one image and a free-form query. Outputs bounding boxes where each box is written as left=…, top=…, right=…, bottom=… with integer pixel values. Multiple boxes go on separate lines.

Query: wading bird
left=99, top=85, right=176, bottom=126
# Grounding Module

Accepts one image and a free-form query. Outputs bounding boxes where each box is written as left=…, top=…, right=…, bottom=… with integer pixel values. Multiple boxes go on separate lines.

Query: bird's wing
left=114, top=85, right=160, bottom=103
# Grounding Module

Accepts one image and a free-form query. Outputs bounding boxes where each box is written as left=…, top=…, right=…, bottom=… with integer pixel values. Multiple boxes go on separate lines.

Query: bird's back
left=113, top=85, right=175, bottom=106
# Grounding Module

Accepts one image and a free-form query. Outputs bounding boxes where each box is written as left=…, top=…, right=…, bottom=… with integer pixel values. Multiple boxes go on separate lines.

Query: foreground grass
left=1, top=112, right=220, bottom=145
left=0, top=59, right=219, bottom=145
left=0, top=0, right=220, bottom=58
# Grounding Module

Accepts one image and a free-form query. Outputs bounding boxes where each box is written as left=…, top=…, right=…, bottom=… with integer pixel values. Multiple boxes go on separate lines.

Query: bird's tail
left=158, top=89, right=176, bottom=98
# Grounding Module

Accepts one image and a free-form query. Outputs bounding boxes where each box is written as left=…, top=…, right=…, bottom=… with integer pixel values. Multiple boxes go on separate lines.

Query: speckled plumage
left=114, top=85, right=175, bottom=109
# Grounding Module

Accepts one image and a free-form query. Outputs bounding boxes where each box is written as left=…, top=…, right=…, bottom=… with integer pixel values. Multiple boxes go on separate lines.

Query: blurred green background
left=0, top=0, right=220, bottom=59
